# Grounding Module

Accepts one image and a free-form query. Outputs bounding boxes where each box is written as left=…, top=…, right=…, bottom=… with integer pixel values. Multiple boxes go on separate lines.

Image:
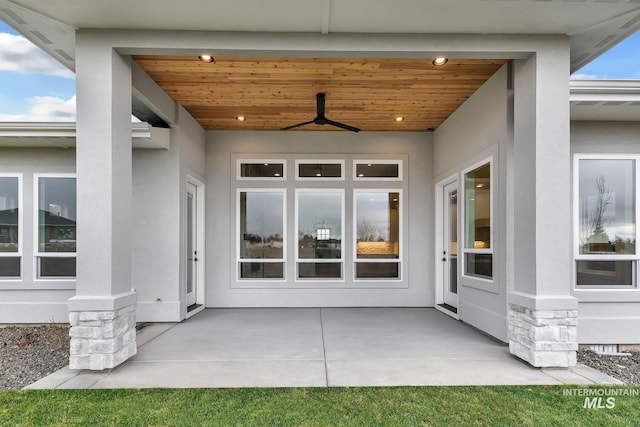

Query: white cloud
left=570, top=73, right=601, bottom=80
left=0, top=32, right=74, bottom=78
left=0, top=95, right=76, bottom=121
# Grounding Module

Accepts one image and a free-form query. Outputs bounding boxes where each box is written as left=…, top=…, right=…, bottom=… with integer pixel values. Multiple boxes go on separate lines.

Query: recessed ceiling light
left=236, top=116, right=246, bottom=122
left=394, top=117, right=404, bottom=122
left=432, top=57, right=448, bottom=66
left=358, top=173, right=365, bottom=177
left=316, top=173, right=322, bottom=177
left=198, top=55, right=214, bottom=63
left=274, top=173, right=281, bottom=177
left=476, top=184, right=484, bottom=188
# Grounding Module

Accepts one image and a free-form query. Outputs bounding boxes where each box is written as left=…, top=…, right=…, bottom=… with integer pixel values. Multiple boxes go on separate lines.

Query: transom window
left=296, top=160, right=344, bottom=180
left=237, top=160, right=286, bottom=180
left=574, top=155, right=637, bottom=288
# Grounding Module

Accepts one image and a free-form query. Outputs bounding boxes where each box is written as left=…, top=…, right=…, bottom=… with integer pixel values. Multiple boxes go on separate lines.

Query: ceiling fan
left=281, top=93, right=361, bottom=132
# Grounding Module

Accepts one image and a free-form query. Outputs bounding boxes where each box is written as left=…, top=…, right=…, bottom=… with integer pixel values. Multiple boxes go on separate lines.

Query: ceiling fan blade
left=280, top=120, right=315, bottom=131
left=325, top=119, right=361, bottom=133
left=316, top=93, right=326, bottom=117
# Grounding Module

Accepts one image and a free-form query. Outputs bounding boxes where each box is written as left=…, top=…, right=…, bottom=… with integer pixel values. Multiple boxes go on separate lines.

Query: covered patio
left=28, top=309, right=618, bottom=389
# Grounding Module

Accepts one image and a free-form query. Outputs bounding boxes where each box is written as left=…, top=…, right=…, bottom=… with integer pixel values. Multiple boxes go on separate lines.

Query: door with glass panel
left=442, top=181, right=458, bottom=310
left=186, top=182, right=198, bottom=307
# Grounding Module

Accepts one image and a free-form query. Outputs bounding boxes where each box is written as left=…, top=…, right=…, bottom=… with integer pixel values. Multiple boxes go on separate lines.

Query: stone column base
left=508, top=303, right=578, bottom=367
left=68, top=304, right=137, bottom=370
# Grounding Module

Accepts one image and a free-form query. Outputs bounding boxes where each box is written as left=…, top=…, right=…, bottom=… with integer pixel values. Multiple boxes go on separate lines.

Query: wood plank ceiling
left=133, top=56, right=506, bottom=132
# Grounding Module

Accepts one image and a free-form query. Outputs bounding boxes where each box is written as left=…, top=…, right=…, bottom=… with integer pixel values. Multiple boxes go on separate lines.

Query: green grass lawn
left=1, top=386, right=639, bottom=426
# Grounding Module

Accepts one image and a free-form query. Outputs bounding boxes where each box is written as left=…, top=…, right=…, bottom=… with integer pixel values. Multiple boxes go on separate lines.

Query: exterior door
left=442, top=181, right=458, bottom=309
left=186, top=182, right=198, bottom=307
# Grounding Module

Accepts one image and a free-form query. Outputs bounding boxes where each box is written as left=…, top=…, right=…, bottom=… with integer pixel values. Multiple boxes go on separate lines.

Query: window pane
left=298, top=163, right=342, bottom=178
left=38, top=178, right=76, bottom=253
left=578, top=159, right=635, bottom=255
left=240, top=262, right=284, bottom=279
left=355, top=163, right=399, bottom=178
left=298, top=191, right=342, bottom=259
left=576, top=260, right=634, bottom=287
left=0, top=257, right=20, bottom=277
left=465, top=253, right=492, bottom=279
left=39, top=257, right=76, bottom=278
left=298, top=262, right=342, bottom=279
left=239, top=191, right=284, bottom=259
left=465, top=163, right=491, bottom=249
left=355, top=262, right=400, bottom=279
left=0, top=177, right=19, bottom=253
left=240, top=163, right=284, bottom=178
left=356, top=192, right=400, bottom=259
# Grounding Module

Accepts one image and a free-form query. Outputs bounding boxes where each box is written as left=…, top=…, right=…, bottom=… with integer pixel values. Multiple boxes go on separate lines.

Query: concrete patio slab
left=26, top=308, right=623, bottom=389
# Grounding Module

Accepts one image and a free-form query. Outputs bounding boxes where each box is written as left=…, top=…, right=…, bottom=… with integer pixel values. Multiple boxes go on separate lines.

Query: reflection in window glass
left=355, top=163, right=400, bottom=179
left=465, top=253, right=492, bottom=280
left=578, top=159, right=635, bottom=255
left=239, top=191, right=285, bottom=280
left=0, top=257, right=20, bottom=278
left=38, top=178, right=76, bottom=253
left=355, top=262, right=399, bottom=279
left=355, top=191, right=400, bottom=280
left=465, top=163, right=491, bottom=250
left=0, top=177, right=19, bottom=254
left=240, top=262, right=284, bottom=279
left=240, top=163, right=284, bottom=178
left=39, top=257, right=76, bottom=278
left=356, top=192, right=400, bottom=259
left=298, top=263, right=342, bottom=279
left=240, top=191, right=284, bottom=259
left=576, top=260, right=634, bottom=287
left=298, top=191, right=342, bottom=260
left=298, top=163, right=342, bottom=178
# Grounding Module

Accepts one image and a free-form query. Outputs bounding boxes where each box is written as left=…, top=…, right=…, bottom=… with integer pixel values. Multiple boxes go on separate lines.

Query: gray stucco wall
left=0, top=148, right=76, bottom=322
left=433, top=65, right=509, bottom=341
left=571, top=120, right=640, bottom=344
left=205, top=131, right=433, bottom=308
left=0, top=124, right=202, bottom=323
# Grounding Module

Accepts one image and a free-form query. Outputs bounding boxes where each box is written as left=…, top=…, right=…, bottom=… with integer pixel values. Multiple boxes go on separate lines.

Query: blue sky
left=0, top=19, right=638, bottom=121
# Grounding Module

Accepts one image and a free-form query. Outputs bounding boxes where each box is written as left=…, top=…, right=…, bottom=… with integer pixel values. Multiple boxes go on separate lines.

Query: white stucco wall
left=205, top=131, right=433, bottom=307
left=433, top=65, right=509, bottom=341
left=571, top=120, right=640, bottom=344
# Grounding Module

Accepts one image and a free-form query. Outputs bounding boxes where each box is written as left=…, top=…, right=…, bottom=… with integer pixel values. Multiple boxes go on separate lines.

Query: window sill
left=574, top=289, right=640, bottom=303
left=0, top=281, right=76, bottom=290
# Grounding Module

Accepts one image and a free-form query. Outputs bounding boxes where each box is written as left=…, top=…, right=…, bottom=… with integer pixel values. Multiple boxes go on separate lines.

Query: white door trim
left=186, top=175, right=205, bottom=319
left=435, top=174, right=459, bottom=319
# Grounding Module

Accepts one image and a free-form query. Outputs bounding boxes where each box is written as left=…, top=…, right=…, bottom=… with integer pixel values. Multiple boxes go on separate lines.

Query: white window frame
left=353, top=159, right=403, bottom=182
left=295, top=188, right=345, bottom=281
left=573, top=154, right=640, bottom=290
left=0, top=173, right=23, bottom=281
left=33, top=173, right=77, bottom=281
left=236, top=159, right=287, bottom=181
left=236, top=188, right=287, bottom=281
left=353, top=188, right=403, bottom=281
left=295, top=159, right=345, bottom=181
left=461, top=157, right=494, bottom=282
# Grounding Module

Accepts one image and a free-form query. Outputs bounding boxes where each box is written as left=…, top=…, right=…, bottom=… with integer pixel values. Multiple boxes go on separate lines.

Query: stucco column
left=67, top=32, right=137, bottom=370
left=507, top=41, right=578, bottom=367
